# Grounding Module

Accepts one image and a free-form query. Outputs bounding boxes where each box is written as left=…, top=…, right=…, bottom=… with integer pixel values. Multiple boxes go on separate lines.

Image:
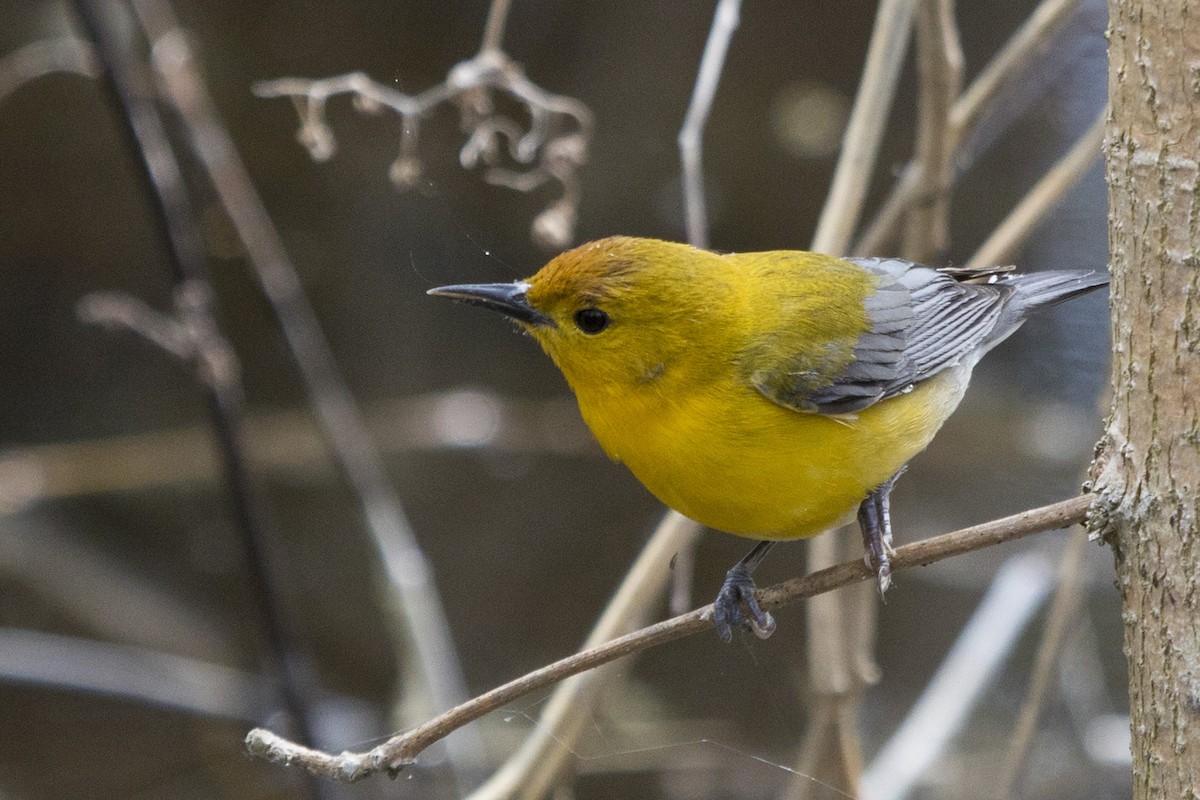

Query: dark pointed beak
left=427, top=282, right=556, bottom=328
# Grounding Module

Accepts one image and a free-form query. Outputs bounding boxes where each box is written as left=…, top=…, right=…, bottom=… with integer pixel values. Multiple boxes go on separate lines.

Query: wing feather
left=760, top=257, right=1013, bottom=415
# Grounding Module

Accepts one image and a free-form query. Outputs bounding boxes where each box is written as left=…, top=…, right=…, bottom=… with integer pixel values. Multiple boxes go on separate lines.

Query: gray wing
left=804, top=257, right=1014, bottom=414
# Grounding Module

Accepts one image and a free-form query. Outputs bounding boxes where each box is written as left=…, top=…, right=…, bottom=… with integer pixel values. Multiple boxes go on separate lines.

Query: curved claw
left=713, top=564, right=776, bottom=642
left=875, top=559, right=893, bottom=596
left=749, top=611, right=777, bottom=639
left=862, top=548, right=893, bottom=596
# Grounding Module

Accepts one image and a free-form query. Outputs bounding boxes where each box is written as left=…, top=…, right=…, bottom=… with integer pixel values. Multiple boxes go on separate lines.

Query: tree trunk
left=1093, top=1, right=1200, bottom=798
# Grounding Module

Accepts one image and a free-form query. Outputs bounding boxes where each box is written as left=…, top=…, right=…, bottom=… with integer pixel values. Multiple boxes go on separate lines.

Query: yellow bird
left=430, top=236, right=1107, bottom=641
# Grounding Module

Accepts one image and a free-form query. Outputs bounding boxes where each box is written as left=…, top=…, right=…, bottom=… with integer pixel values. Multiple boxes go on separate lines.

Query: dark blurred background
left=0, top=1, right=1123, bottom=798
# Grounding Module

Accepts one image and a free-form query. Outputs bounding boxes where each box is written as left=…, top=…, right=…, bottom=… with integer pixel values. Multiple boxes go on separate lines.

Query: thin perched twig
left=70, top=0, right=322, bottom=768
left=964, top=107, right=1105, bottom=269
left=0, top=36, right=98, bottom=103
left=677, top=0, right=741, bottom=249
left=462, top=5, right=745, bottom=790
left=251, top=0, right=592, bottom=250
left=245, top=495, right=1092, bottom=782
left=128, top=0, right=485, bottom=778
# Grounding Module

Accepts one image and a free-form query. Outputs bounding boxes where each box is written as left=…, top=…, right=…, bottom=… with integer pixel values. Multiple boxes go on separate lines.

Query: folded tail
left=989, top=269, right=1109, bottom=345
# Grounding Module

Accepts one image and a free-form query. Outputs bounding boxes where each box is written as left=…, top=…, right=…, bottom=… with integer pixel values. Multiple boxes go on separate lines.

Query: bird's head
left=429, top=236, right=734, bottom=392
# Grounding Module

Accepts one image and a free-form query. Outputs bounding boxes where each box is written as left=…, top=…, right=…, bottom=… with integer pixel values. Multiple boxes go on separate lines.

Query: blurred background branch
left=0, top=0, right=1116, bottom=798
left=458, top=3, right=743, bottom=794
left=71, top=0, right=324, bottom=779
left=127, top=0, right=485, bottom=782
left=251, top=0, right=592, bottom=250
left=802, top=0, right=918, bottom=793
left=0, top=35, right=97, bottom=102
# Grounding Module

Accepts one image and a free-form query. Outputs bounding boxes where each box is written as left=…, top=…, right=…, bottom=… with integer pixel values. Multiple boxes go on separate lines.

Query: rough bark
left=1092, top=1, right=1200, bottom=798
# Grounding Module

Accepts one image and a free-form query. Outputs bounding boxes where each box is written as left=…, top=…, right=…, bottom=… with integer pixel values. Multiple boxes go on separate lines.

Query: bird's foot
left=862, top=546, right=893, bottom=596
left=712, top=563, right=776, bottom=642
left=858, top=474, right=901, bottom=597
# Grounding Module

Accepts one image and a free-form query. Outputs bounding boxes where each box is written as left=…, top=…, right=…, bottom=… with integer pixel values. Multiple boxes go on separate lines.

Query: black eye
left=574, top=307, right=610, bottom=334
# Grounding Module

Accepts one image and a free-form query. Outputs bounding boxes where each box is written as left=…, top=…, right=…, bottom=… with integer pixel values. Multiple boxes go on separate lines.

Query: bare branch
left=76, top=290, right=194, bottom=361
left=811, top=0, right=918, bottom=254
left=72, top=0, right=320, bottom=755
left=994, top=528, right=1089, bottom=798
left=965, top=107, right=1104, bottom=269
left=130, top=0, right=485, bottom=775
left=900, top=0, right=963, bottom=262
left=252, top=21, right=593, bottom=250
left=79, top=281, right=243, bottom=408
left=246, top=495, right=1092, bottom=783
left=677, top=0, right=742, bottom=249
left=853, top=0, right=1084, bottom=256
left=949, top=0, right=1083, bottom=145
left=478, top=0, right=514, bottom=54
left=464, top=512, right=702, bottom=800
left=0, top=36, right=99, bottom=104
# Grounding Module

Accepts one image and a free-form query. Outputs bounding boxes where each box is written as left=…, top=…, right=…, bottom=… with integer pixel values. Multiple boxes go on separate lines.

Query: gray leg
left=858, top=468, right=905, bottom=595
left=712, top=540, right=777, bottom=642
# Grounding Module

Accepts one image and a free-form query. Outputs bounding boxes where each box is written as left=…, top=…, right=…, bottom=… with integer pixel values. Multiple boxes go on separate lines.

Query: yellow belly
left=576, top=367, right=971, bottom=540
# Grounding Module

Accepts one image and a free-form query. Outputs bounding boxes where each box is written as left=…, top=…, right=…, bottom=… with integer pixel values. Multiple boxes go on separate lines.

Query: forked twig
left=245, top=496, right=1091, bottom=782
left=251, top=0, right=592, bottom=249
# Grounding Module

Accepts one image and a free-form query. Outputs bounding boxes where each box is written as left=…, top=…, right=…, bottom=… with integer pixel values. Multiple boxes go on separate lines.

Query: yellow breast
left=576, top=365, right=971, bottom=539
